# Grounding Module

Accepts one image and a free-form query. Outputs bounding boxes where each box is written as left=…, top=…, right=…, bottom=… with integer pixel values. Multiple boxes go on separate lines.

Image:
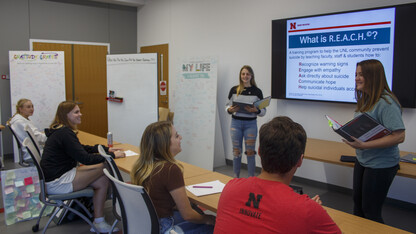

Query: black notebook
left=232, top=96, right=271, bottom=114
left=340, top=155, right=356, bottom=163
left=325, top=113, right=391, bottom=142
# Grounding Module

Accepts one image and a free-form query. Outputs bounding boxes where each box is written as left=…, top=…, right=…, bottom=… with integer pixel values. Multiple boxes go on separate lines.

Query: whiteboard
left=106, top=53, right=158, bottom=146
left=9, top=51, right=66, bottom=162
left=173, top=57, right=218, bottom=170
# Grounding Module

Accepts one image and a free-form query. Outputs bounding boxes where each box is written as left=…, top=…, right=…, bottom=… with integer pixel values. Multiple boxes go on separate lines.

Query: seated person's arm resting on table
left=108, top=147, right=126, bottom=158
left=170, top=186, right=215, bottom=225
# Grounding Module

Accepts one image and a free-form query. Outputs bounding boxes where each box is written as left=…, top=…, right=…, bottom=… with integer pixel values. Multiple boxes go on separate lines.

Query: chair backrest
left=168, top=111, right=174, bottom=122
left=22, top=137, right=47, bottom=202
left=24, top=124, right=42, bottom=155
left=103, top=168, right=160, bottom=234
left=98, top=145, right=123, bottom=182
left=7, top=123, right=25, bottom=165
left=158, top=107, right=169, bottom=122
left=98, top=145, right=124, bottom=222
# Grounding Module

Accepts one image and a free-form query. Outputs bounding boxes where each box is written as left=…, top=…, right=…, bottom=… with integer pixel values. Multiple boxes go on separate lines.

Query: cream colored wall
left=137, top=0, right=416, bottom=203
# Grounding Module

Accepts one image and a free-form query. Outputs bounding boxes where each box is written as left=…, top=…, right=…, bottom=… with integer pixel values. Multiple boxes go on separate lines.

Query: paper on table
left=186, top=180, right=225, bottom=197
left=124, top=150, right=139, bottom=157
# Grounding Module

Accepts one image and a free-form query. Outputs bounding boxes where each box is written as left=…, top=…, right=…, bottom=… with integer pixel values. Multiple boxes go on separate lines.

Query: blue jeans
left=230, top=118, right=257, bottom=178
left=159, top=211, right=214, bottom=234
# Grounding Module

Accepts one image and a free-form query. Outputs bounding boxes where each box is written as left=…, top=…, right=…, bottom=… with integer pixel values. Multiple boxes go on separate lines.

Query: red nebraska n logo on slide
left=290, top=22, right=296, bottom=30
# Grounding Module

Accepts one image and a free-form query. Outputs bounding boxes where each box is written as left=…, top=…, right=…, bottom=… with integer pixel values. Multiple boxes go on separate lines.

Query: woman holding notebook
left=343, top=59, right=405, bottom=223
left=226, top=65, right=266, bottom=178
left=130, top=121, right=215, bottom=233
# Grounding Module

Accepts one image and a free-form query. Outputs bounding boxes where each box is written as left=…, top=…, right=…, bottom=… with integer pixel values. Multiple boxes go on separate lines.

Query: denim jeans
left=159, top=211, right=214, bottom=234
left=230, top=118, right=257, bottom=178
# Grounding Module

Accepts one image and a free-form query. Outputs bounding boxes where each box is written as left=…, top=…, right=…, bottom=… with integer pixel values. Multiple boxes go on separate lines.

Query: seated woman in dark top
left=131, top=121, right=215, bottom=234
left=40, top=101, right=125, bottom=233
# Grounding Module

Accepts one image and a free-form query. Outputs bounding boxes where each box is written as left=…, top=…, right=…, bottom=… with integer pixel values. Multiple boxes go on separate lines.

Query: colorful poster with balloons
left=9, top=51, right=65, bottom=163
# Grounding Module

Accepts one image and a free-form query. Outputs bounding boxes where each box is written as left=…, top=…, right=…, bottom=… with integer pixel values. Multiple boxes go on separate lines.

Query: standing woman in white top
left=8, top=98, right=47, bottom=160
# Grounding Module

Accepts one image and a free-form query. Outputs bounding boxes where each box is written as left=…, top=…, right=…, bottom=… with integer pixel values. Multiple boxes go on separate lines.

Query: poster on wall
left=173, top=57, right=218, bottom=170
left=9, top=51, right=65, bottom=162
left=106, top=53, right=158, bottom=146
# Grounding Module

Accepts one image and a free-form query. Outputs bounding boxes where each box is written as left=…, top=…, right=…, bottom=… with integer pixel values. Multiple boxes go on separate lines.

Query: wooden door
left=73, top=44, right=108, bottom=137
left=33, top=42, right=108, bottom=137
left=33, top=43, right=73, bottom=101
left=141, top=44, right=169, bottom=108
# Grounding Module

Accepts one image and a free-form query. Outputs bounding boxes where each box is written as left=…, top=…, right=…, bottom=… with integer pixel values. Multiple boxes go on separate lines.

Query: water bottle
left=107, top=132, right=113, bottom=148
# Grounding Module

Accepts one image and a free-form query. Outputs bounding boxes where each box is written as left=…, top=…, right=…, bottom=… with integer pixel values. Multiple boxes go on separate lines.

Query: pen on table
left=192, top=186, right=213, bottom=188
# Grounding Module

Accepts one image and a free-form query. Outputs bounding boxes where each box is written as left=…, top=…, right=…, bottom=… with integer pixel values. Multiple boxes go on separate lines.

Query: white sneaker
left=90, top=220, right=120, bottom=233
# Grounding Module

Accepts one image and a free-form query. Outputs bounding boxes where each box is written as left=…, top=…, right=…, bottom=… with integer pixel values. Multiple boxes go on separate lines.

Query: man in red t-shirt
left=215, top=116, right=341, bottom=233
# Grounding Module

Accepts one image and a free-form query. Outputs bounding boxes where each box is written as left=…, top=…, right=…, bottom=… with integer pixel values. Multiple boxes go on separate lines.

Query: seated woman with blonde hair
left=8, top=98, right=47, bottom=161
left=40, top=101, right=125, bottom=233
left=131, top=121, right=215, bottom=234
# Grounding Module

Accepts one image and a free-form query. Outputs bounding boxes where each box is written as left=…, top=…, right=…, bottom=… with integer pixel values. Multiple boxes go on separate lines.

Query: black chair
left=103, top=168, right=160, bottom=234
left=7, top=123, right=30, bottom=167
left=24, top=124, right=42, bottom=156
left=22, top=137, right=100, bottom=234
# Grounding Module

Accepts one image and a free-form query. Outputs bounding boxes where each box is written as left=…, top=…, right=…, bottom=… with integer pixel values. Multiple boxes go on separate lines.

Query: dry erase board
left=106, top=53, right=158, bottom=146
left=9, top=51, right=65, bottom=162
left=173, top=57, right=218, bottom=170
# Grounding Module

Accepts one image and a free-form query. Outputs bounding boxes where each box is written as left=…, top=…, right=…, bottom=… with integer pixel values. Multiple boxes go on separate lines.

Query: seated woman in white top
left=8, top=98, right=47, bottom=160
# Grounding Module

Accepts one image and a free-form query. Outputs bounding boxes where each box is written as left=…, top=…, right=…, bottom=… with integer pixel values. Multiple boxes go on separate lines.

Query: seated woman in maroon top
left=131, top=121, right=215, bottom=233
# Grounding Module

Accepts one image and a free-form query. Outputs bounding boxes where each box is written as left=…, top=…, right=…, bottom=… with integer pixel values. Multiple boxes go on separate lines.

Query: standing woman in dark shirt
left=226, top=65, right=266, bottom=178
left=40, top=101, right=125, bottom=233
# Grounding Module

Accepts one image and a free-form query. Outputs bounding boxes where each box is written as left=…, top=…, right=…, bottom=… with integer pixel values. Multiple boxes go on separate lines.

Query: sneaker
left=90, top=220, right=120, bottom=233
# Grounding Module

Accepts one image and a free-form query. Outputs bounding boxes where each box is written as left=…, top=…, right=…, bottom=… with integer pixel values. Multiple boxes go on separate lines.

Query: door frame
left=31, top=39, right=111, bottom=137
left=30, top=39, right=110, bottom=53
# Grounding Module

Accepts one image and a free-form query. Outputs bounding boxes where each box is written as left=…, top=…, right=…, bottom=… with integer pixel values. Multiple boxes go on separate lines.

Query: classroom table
left=78, top=131, right=412, bottom=233
left=77, top=130, right=111, bottom=146
left=184, top=172, right=411, bottom=234
left=305, top=138, right=416, bottom=179
left=77, top=131, right=213, bottom=179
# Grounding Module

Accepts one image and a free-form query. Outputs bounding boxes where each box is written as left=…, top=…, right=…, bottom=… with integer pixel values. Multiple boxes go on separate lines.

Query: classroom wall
left=0, top=0, right=137, bottom=154
left=137, top=0, right=416, bottom=203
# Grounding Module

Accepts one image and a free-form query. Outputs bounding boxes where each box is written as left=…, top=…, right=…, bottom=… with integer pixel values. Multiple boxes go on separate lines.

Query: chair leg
left=40, top=206, right=100, bottom=234
left=72, top=199, right=94, bottom=219
left=65, top=206, right=100, bottom=234
left=111, top=219, right=119, bottom=233
left=41, top=206, right=61, bottom=234
left=32, top=204, right=47, bottom=232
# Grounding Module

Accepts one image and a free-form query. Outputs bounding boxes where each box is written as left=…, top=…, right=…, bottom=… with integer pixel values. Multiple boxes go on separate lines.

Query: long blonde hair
left=355, top=59, right=400, bottom=112
left=50, top=101, right=78, bottom=130
left=130, top=121, right=183, bottom=191
left=7, top=98, right=31, bottom=124
left=236, top=65, right=258, bottom=96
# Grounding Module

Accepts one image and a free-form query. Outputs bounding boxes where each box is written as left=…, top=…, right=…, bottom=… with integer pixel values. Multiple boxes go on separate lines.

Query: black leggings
left=353, top=160, right=399, bottom=223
